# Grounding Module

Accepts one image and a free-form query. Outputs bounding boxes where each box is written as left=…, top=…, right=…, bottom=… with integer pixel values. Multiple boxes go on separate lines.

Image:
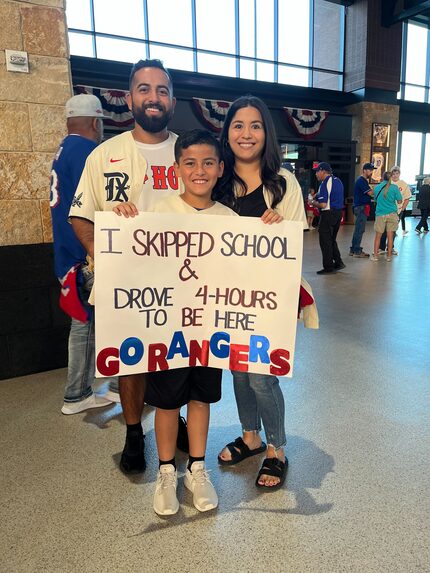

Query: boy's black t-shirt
left=237, top=184, right=266, bottom=218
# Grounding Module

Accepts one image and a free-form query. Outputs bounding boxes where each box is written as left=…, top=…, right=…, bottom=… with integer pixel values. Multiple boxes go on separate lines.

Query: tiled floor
left=0, top=221, right=428, bottom=572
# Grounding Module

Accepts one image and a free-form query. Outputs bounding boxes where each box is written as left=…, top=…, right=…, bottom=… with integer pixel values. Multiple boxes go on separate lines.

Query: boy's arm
left=113, top=202, right=139, bottom=217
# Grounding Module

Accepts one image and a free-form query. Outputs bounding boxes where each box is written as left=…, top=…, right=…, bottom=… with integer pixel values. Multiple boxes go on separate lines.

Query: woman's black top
left=418, top=184, right=430, bottom=209
left=236, top=184, right=266, bottom=218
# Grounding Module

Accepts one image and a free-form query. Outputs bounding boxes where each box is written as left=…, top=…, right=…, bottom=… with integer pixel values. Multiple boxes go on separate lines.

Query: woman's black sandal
left=218, top=437, right=267, bottom=466
left=255, top=457, right=288, bottom=490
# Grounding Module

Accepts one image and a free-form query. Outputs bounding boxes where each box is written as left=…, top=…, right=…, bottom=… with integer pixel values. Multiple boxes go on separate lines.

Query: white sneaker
left=377, top=249, right=385, bottom=255
left=370, top=255, right=379, bottom=261
left=402, top=230, right=408, bottom=235
left=153, top=464, right=179, bottom=516
left=184, top=461, right=218, bottom=512
left=386, top=256, right=392, bottom=262
left=104, top=390, right=121, bottom=403
left=61, top=393, right=113, bottom=415
left=392, top=249, right=398, bottom=256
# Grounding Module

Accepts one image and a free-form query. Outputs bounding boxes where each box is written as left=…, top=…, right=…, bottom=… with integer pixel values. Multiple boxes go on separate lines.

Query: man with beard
left=69, top=59, right=188, bottom=474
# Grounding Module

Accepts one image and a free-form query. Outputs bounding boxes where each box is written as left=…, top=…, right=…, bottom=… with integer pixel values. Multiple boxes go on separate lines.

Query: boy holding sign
left=114, top=129, right=236, bottom=515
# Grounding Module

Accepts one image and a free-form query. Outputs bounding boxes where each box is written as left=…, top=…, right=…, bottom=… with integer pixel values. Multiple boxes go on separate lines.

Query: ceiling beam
left=382, top=0, right=430, bottom=27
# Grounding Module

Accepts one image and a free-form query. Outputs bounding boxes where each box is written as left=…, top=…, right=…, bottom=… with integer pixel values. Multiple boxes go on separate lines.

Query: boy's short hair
left=129, top=59, right=173, bottom=91
left=174, top=129, right=221, bottom=163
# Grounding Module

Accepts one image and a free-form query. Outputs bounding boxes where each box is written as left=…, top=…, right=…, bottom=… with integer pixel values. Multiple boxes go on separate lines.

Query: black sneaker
left=120, top=434, right=146, bottom=474
left=334, top=262, right=346, bottom=270
left=316, top=269, right=336, bottom=275
left=176, top=415, right=189, bottom=453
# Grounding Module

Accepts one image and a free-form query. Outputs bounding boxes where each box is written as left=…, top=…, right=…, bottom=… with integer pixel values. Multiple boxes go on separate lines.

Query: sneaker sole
left=61, top=401, right=113, bottom=415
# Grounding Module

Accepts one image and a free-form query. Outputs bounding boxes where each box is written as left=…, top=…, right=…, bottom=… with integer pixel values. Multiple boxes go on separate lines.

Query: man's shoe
left=184, top=461, right=218, bottom=512
left=120, top=434, right=146, bottom=474
left=316, top=269, right=336, bottom=275
left=334, top=262, right=346, bottom=270
left=353, top=251, right=370, bottom=258
left=349, top=251, right=354, bottom=256
left=153, top=464, right=179, bottom=516
left=415, top=229, right=421, bottom=234
left=104, top=390, right=121, bottom=403
left=177, top=416, right=189, bottom=453
left=61, top=393, right=113, bottom=415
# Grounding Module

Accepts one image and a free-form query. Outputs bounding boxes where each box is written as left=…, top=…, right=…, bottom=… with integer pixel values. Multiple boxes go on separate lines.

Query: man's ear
left=125, top=92, right=132, bottom=112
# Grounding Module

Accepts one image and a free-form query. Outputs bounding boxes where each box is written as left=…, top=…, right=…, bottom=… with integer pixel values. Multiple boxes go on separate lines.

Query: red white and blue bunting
left=74, top=85, right=134, bottom=130
left=192, top=98, right=232, bottom=133
left=283, top=107, right=329, bottom=140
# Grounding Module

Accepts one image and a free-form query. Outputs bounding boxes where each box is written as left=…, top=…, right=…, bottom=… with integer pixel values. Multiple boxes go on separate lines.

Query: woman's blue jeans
left=232, top=371, right=286, bottom=449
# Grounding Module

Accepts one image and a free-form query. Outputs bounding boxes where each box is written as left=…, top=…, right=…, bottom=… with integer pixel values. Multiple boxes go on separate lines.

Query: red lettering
left=229, top=344, right=249, bottom=372
left=167, top=165, right=178, bottom=189
left=147, top=343, right=169, bottom=371
left=189, top=339, right=209, bottom=367
left=151, top=166, right=168, bottom=189
left=96, top=347, right=119, bottom=376
left=270, top=348, right=291, bottom=376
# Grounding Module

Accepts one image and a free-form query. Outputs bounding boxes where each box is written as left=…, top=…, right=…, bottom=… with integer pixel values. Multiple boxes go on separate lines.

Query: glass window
left=149, top=44, right=194, bottom=72
left=404, top=85, right=426, bottom=103
left=256, top=0, right=274, bottom=60
left=405, top=24, right=427, bottom=85
left=96, top=36, right=146, bottom=63
left=66, top=0, right=92, bottom=31
left=423, top=133, right=430, bottom=174
left=239, top=0, right=255, bottom=58
left=313, top=0, right=344, bottom=72
left=68, top=32, right=94, bottom=57
left=147, top=0, right=193, bottom=48
left=257, top=61, right=274, bottom=83
left=399, top=132, right=423, bottom=184
left=196, top=0, right=236, bottom=54
left=197, top=52, right=236, bottom=77
left=93, top=0, right=145, bottom=39
left=278, top=65, right=309, bottom=87
left=278, top=0, right=310, bottom=66
left=240, top=58, right=255, bottom=80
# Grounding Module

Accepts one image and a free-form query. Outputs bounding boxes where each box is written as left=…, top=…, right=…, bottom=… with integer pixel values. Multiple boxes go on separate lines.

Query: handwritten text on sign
left=94, top=212, right=303, bottom=377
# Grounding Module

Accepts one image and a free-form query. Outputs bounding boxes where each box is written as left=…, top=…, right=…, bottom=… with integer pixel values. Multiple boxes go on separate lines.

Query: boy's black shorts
left=145, top=366, right=222, bottom=410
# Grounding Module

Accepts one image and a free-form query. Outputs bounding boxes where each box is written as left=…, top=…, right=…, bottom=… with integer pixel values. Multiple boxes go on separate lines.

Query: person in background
left=391, top=165, right=411, bottom=236
left=305, top=187, right=318, bottom=229
left=349, top=162, right=375, bottom=258
left=370, top=171, right=403, bottom=262
left=50, top=94, right=119, bottom=415
left=415, top=177, right=430, bottom=234
left=312, top=162, right=346, bottom=275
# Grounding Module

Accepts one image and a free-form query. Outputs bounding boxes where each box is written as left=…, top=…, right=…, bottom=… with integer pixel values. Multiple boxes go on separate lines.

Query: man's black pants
left=318, top=209, right=343, bottom=271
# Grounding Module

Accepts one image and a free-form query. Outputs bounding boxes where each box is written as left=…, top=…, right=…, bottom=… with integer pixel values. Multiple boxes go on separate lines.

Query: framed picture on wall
left=372, top=123, right=390, bottom=148
left=370, top=150, right=389, bottom=184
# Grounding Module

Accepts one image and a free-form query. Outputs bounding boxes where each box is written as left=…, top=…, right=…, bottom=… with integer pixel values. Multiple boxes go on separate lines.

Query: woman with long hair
left=216, top=95, right=307, bottom=490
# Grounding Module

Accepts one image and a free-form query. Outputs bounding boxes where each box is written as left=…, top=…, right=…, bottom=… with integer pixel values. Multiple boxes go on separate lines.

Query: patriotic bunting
left=283, top=108, right=329, bottom=140
left=74, top=85, right=134, bottom=130
left=192, top=98, right=232, bottom=133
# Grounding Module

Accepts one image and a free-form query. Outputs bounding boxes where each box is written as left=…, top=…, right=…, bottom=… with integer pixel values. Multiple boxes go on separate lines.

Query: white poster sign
left=94, top=212, right=303, bottom=378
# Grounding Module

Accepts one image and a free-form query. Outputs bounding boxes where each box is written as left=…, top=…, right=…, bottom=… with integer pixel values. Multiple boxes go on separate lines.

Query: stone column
left=0, top=0, right=71, bottom=246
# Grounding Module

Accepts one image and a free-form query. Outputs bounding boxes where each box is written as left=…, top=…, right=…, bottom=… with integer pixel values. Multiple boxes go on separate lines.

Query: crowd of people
left=50, top=57, right=424, bottom=518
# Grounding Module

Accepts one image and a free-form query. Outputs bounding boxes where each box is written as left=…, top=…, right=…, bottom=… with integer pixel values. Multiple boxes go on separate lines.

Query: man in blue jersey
left=349, top=163, right=375, bottom=257
left=50, top=94, right=119, bottom=414
left=311, top=162, right=346, bottom=275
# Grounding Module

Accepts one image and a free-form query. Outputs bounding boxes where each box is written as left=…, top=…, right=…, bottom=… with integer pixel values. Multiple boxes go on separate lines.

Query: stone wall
left=0, top=0, right=71, bottom=246
left=0, top=0, right=72, bottom=379
left=346, top=101, right=399, bottom=179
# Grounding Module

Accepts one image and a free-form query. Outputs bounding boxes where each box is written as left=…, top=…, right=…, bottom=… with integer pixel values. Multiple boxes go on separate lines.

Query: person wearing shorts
left=371, top=171, right=403, bottom=262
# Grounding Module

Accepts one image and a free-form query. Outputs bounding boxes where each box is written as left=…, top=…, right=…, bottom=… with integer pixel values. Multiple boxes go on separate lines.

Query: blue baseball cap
left=313, top=162, right=332, bottom=173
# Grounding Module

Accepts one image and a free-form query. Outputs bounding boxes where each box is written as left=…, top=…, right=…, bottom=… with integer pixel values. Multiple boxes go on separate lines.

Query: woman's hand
left=113, top=202, right=139, bottom=218
left=261, top=208, right=283, bottom=224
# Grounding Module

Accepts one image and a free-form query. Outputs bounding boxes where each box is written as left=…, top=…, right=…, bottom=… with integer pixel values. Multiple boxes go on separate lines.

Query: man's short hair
left=174, top=129, right=221, bottom=163
left=129, top=59, right=173, bottom=91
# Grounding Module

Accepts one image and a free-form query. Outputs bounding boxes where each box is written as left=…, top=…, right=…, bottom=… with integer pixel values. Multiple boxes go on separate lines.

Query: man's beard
left=132, top=103, right=173, bottom=133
